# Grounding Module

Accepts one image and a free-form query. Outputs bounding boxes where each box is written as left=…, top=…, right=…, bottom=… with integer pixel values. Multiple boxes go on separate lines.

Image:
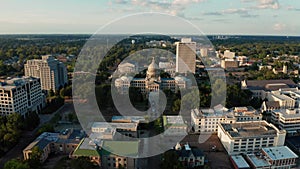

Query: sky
left=0, top=0, right=299, bottom=35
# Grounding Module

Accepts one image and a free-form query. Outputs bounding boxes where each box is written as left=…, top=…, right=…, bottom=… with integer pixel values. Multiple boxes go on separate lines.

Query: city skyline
left=0, top=0, right=299, bottom=35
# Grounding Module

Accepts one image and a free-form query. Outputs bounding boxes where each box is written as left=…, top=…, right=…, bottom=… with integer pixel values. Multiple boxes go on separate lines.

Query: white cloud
left=273, top=23, right=286, bottom=31
left=241, top=0, right=280, bottom=9
left=110, top=0, right=205, bottom=17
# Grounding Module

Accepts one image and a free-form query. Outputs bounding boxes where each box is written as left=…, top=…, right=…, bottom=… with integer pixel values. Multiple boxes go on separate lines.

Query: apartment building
left=24, top=55, right=68, bottom=91
left=217, top=121, right=286, bottom=155
left=0, top=77, right=44, bottom=116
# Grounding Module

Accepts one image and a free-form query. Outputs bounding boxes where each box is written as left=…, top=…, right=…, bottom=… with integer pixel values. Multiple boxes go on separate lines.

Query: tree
left=36, top=124, right=54, bottom=136
left=161, top=150, right=184, bottom=169
left=171, top=99, right=181, bottom=113
left=4, top=159, right=30, bottom=169
left=48, top=89, right=55, bottom=97
left=70, top=157, right=98, bottom=169
left=27, top=146, right=42, bottom=169
left=59, top=87, right=65, bottom=98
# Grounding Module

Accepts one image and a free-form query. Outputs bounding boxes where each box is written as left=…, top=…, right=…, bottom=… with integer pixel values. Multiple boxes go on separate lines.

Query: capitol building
left=115, top=58, right=192, bottom=94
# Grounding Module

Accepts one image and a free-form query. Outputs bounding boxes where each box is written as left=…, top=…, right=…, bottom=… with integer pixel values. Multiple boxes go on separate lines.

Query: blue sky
left=0, top=0, right=299, bottom=35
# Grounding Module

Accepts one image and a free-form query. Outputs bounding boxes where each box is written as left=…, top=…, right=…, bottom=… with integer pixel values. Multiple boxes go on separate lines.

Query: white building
left=246, top=146, right=298, bottom=169
left=175, top=38, right=196, bottom=74
left=191, top=107, right=228, bottom=134
left=0, top=77, right=44, bottom=116
left=266, top=91, right=295, bottom=109
left=218, top=121, right=286, bottom=155
left=223, top=50, right=235, bottom=59
left=191, top=106, right=262, bottom=134
left=271, top=109, right=300, bottom=134
left=236, top=56, right=249, bottom=66
left=117, top=62, right=138, bottom=74
left=25, top=55, right=68, bottom=91
left=115, top=58, right=192, bottom=94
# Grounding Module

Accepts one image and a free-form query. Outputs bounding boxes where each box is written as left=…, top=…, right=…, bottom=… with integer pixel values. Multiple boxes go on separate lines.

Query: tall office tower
left=25, top=55, right=68, bottom=91
left=176, top=38, right=196, bottom=74
left=0, top=77, right=45, bottom=116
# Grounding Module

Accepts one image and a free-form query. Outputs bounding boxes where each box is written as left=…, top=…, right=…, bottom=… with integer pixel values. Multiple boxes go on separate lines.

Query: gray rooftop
left=262, top=146, right=298, bottom=160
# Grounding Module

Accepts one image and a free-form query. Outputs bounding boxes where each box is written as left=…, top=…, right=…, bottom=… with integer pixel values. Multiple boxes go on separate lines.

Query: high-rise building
left=0, top=77, right=45, bottom=116
left=175, top=38, right=196, bottom=74
left=24, top=55, right=68, bottom=91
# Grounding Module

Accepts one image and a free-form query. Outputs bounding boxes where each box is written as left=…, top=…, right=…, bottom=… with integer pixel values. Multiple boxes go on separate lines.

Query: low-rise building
left=246, top=146, right=298, bottom=169
left=230, top=155, right=250, bottom=169
left=100, top=140, right=139, bottom=169
left=91, top=122, right=138, bottom=138
left=191, top=106, right=262, bottom=134
left=271, top=108, right=300, bottom=134
left=23, top=129, right=85, bottom=162
left=241, top=79, right=296, bottom=99
left=175, top=143, right=205, bottom=168
left=221, top=59, right=239, bottom=69
left=163, top=116, right=187, bottom=136
left=71, top=138, right=101, bottom=165
left=217, top=121, right=286, bottom=155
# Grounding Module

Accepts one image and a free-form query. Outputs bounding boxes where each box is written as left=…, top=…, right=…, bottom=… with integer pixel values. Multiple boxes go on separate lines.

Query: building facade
left=175, top=143, right=205, bottom=168
left=271, top=109, right=300, bottom=134
left=0, top=77, right=44, bottom=116
left=217, top=121, right=286, bottom=155
left=115, top=57, right=192, bottom=94
left=25, top=55, right=68, bottom=91
left=191, top=106, right=262, bottom=134
left=175, top=38, right=196, bottom=74
left=246, top=146, right=298, bottom=169
left=24, top=129, right=85, bottom=163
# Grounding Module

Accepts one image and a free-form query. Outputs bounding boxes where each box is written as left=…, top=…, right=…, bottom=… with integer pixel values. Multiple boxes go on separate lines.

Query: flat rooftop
left=111, top=116, right=147, bottom=123
left=273, top=109, right=300, bottom=119
left=246, top=154, right=271, bottom=167
left=100, top=140, right=139, bottom=157
left=231, top=155, right=250, bottom=168
left=220, top=121, right=278, bottom=138
left=91, top=122, right=138, bottom=130
left=262, top=146, right=298, bottom=160
left=163, top=116, right=187, bottom=127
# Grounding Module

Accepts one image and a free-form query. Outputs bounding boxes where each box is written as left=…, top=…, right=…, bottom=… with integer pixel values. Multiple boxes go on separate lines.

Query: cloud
left=273, top=23, right=286, bottom=31
left=256, top=0, right=279, bottom=9
left=203, top=8, right=259, bottom=18
left=241, top=0, right=280, bottom=10
left=203, top=12, right=223, bottom=16
left=286, top=6, right=300, bottom=11
left=113, top=0, right=130, bottom=4
left=110, top=0, right=205, bottom=17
